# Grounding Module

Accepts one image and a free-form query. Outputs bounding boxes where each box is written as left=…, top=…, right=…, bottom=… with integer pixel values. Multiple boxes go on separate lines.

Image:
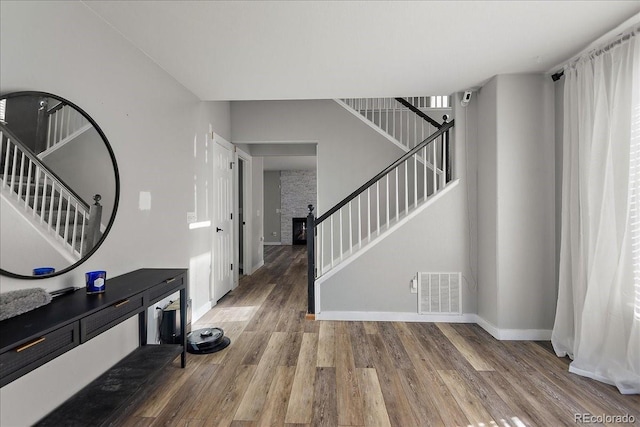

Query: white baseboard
left=313, top=311, right=552, bottom=341
left=250, top=260, right=265, bottom=274
left=192, top=301, right=212, bottom=323
left=316, top=311, right=477, bottom=323
left=263, top=242, right=282, bottom=246
left=474, top=315, right=552, bottom=341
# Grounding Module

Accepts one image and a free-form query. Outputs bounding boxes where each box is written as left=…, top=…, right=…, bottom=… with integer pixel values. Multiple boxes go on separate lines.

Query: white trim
left=192, top=300, right=212, bottom=323
left=316, top=311, right=477, bottom=323
left=263, top=241, right=282, bottom=246
left=334, top=99, right=409, bottom=153
left=250, top=259, right=265, bottom=274
left=234, top=146, right=252, bottom=284
left=315, top=179, right=460, bottom=284
left=314, top=311, right=551, bottom=341
left=474, top=315, right=552, bottom=341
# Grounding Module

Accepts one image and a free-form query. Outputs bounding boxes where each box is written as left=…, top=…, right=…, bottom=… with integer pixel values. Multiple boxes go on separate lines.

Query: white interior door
left=212, top=135, right=234, bottom=303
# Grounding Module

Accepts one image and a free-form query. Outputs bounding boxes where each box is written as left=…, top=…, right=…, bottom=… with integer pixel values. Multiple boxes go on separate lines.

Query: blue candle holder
left=86, top=270, right=107, bottom=294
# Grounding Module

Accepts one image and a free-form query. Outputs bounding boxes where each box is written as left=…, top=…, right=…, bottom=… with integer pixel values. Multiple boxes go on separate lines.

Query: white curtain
left=552, top=24, right=640, bottom=394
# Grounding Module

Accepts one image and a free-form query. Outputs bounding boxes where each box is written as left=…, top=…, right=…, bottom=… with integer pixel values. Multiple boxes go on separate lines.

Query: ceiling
left=85, top=1, right=640, bottom=101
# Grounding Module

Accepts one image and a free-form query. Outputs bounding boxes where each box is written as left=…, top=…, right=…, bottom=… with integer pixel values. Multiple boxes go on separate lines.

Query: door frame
left=211, top=133, right=235, bottom=303
left=234, top=147, right=252, bottom=287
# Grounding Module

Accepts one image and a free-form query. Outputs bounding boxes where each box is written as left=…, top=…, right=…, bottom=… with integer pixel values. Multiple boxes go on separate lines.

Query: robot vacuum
left=186, top=327, right=231, bottom=354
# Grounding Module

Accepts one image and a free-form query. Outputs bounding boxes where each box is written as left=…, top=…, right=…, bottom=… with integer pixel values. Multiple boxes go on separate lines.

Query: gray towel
left=0, top=288, right=52, bottom=321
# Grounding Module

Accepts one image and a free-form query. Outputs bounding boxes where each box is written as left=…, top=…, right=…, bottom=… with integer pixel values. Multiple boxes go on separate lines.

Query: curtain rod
left=549, top=12, right=640, bottom=82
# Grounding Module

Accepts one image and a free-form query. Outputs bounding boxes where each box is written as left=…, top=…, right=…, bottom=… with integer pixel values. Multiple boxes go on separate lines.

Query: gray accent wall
left=280, top=170, right=317, bottom=245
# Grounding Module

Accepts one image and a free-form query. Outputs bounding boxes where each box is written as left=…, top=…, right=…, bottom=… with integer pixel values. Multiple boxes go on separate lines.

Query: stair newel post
left=84, top=194, right=103, bottom=256
left=307, top=204, right=315, bottom=315
left=34, top=99, right=48, bottom=154
left=442, top=114, right=451, bottom=183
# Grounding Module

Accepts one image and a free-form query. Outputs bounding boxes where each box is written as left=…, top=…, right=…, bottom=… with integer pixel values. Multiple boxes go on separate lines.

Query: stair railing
left=340, top=97, right=447, bottom=151
left=0, top=123, right=96, bottom=258
left=306, top=118, right=454, bottom=313
left=34, top=100, right=91, bottom=155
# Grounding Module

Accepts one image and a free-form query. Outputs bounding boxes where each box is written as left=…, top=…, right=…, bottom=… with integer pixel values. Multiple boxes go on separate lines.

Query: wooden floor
left=122, top=245, right=640, bottom=426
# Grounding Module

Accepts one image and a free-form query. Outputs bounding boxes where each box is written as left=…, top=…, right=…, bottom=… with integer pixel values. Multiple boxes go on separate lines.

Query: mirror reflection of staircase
left=1, top=121, right=101, bottom=263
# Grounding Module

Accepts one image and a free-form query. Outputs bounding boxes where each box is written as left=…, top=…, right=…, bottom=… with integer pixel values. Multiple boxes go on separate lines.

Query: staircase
left=306, top=96, right=455, bottom=313
left=1, top=122, right=101, bottom=262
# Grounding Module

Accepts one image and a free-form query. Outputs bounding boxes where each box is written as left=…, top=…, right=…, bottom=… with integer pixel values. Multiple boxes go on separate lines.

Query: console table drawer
left=149, top=274, right=185, bottom=303
left=0, top=323, right=79, bottom=387
left=80, top=294, right=145, bottom=342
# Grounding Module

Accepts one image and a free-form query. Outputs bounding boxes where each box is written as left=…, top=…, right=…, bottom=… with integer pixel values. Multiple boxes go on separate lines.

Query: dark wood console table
left=0, top=268, right=188, bottom=425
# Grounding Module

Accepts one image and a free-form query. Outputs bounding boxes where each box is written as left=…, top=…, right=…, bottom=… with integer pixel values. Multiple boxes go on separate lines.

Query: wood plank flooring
left=122, top=245, right=640, bottom=426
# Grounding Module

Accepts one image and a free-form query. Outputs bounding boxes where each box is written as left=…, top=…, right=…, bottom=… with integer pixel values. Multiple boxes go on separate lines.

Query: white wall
left=477, top=77, right=499, bottom=327
left=319, top=183, right=475, bottom=315
left=232, top=97, right=478, bottom=317
left=251, top=157, right=265, bottom=271
left=0, top=2, right=230, bottom=424
left=231, top=100, right=405, bottom=213
left=263, top=171, right=281, bottom=244
left=476, top=74, right=556, bottom=335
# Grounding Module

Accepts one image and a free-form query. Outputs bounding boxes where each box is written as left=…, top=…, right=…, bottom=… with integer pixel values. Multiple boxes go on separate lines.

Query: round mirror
left=0, top=91, right=119, bottom=279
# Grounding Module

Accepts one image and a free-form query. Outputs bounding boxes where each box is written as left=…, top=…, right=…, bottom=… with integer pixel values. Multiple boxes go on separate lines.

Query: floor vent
left=417, top=272, right=461, bottom=315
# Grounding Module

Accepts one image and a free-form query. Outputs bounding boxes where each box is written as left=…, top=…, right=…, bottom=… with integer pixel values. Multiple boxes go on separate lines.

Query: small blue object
left=33, top=267, right=55, bottom=276
left=86, top=270, right=107, bottom=294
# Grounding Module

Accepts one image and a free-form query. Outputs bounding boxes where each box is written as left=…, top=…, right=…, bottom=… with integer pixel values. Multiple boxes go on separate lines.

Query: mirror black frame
left=0, top=91, right=120, bottom=280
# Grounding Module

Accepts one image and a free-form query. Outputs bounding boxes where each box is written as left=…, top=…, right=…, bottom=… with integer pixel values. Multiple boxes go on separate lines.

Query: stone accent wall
left=280, top=170, right=317, bottom=245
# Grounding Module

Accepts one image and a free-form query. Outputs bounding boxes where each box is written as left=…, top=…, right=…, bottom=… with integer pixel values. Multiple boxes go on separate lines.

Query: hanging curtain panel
left=552, top=25, right=640, bottom=394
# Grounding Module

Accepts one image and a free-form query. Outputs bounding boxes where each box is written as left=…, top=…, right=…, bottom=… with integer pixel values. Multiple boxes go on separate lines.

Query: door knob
left=216, top=227, right=223, bottom=232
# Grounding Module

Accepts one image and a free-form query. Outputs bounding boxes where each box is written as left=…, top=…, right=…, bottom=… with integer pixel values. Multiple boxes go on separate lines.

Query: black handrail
left=0, top=122, right=91, bottom=213
left=394, top=97, right=443, bottom=129
left=315, top=119, right=454, bottom=225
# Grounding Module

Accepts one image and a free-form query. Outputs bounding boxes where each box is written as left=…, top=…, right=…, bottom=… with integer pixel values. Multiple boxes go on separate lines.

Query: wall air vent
left=417, top=272, right=461, bottom=315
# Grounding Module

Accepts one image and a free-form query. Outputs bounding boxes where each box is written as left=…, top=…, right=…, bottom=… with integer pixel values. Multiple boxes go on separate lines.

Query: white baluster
left=395, top=167, right=399, bottom=220
left=17, top=151, right=25, bottom=202
left=10, top=143, right=18, bottom=194
left=71, top=203, right=79, bottom=253
left=432, top=142, right=437, bottom=193
left=55, top=188, right=63, bottom=236
left=376, top=181, right=380, bottom=234
left=348, top=200, right=353, bottom=254
left=79, top=211, right=87, bottom=256
left=47, top=181, right=56, bottom=230
left=358, top=194, right=362, bottom=248
left=386, top=98, right=389, bottom=134
left=367, top=187, right=371, bottom=239
left=33, top=168, right=41, bottom=217
left=339, top=207, right=343, bottom=261
left=423, top=146, right=428, bottom=200
left=386, top=174, right=390, bottom=229
left=63, top=194, right=71, bottom=243
left=414, top=151, right=418, bottom=207
left=330, top=216, right=334, bottom=269
left=393, top=100, right=396, bottom=141
left=404, top=160, right=408, bottom=214
left=24, top=159, right=33, bottom=210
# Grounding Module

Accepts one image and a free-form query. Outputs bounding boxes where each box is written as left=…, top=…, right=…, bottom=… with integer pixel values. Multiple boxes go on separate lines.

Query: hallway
left=121, top=245, right=640, bottom=426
